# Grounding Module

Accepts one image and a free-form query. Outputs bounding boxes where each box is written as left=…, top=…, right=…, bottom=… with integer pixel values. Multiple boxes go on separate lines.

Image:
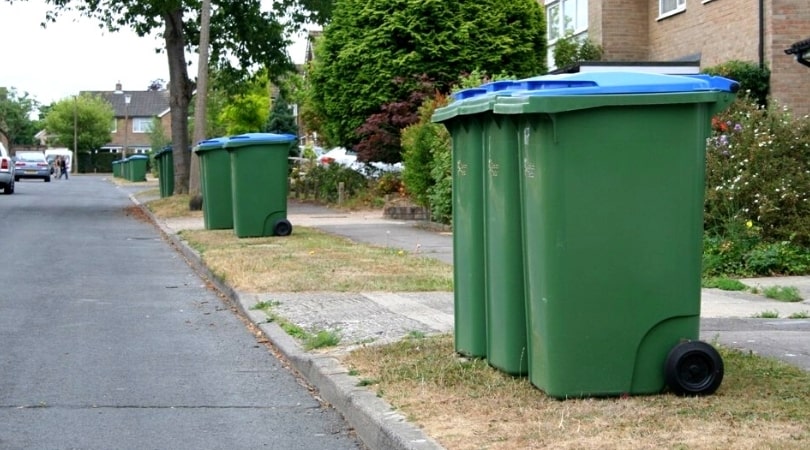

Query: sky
left=0, top=1, right=313, bottom=107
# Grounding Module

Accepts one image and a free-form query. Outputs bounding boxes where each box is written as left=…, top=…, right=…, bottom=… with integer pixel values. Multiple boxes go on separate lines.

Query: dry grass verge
left=145, top=194, right=203, bottom=218
left=343, top=334, right=810, bottom=450
left=179, top=227, right=453, bottom=293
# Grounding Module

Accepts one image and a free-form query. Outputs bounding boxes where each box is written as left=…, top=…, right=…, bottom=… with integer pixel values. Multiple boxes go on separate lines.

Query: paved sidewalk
left=131, top=189, right=810, bottom=450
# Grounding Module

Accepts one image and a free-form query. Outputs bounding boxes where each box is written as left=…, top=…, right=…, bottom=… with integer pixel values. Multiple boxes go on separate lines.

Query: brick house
left=545, top=0, right=810, bottom=115
left=85, top=82, right=171, bottom=156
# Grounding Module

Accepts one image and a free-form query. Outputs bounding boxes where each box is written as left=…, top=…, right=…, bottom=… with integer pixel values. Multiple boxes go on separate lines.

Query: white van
left=44, top=148, right=73, bottom=172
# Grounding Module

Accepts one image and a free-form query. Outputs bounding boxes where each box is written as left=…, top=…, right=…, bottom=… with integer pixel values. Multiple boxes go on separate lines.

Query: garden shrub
left=703, top=95, right=810, bottom=276
left=299, top=163, right=368, bottom=203
left=401, top=94, right=448, bottom=208
left=702, top=60, right=770, bottom=107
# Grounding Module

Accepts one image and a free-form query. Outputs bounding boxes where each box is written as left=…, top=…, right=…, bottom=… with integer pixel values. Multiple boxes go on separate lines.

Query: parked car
left=14, top=151, right=51, bottom=182
left=318, top=147, right=403, bottom=176
left=0, top=142, right=15, bottom=194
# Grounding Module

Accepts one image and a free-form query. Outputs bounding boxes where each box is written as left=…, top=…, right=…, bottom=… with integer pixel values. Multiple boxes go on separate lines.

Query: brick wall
left=591, top=0, right=810, bottom=116
left=590, top=0, right=650, bottom=61
left=647, top=0, right=760, bottom=66
left=770, top=0, right=810, bottom=117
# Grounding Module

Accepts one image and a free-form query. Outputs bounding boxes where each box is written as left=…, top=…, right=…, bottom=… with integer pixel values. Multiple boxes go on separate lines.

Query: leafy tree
left=218, top=93, right=270, bottom=136
left=308, top=0, right=547, bottom=151
left=274, top=0, right=333, bottom=27
left=354, top=76, right=434, bottom=163
left=22, top=0, right=294, bottom=193
left=0, top=87, right=39, bottom=145
left=266, top=94, right=297, bottom=135
left=43, top=94, right=115, bottom=153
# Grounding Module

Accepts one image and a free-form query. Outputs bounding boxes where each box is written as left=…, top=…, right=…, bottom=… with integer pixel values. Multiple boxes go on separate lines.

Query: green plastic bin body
left=112, top=160, right=121, bottom=178
left=493, top=72, right=737, bottom=398
left=194, top=137, right=233, bottom=230
left=121, top=157, right=131, bottom=181
left=156, top=146, right=174, bottom=197
left=128, top=155, right=149, bottom=182
left=432, top=91, right=488, bottom=358
left=454, top=81, right=529, bottom=374
left=226, top=133, right=297, bottom=238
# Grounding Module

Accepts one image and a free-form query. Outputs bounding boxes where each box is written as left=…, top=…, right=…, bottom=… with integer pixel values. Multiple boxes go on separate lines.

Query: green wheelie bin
left=226, top=133, right=297, bottom=238
left=431, top=88, right=489, bottom=358
left=445, top=80, right=529, bottom=374
left=194, top=136, right=233, bottom=230
left=155, top=146, right=174, bottom=197
left=112, top=160, right=121, bottom=178
left=121, top=157, right=131, bottom=181
left=128, top=154, right=149, bottom=182
left=493, top=72, right=738, bottom=398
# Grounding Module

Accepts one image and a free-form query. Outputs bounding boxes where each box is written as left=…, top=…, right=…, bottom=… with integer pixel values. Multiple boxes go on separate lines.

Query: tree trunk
left=188, top=0, right=211, bottom=209
left=164, top=8, right=193, bottom=194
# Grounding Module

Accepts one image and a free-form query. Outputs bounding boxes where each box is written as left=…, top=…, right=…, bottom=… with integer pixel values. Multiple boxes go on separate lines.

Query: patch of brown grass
left=343, top=334, right=810, bottom=450
left=179, top=227, right=453, bottom=293
left=146, top=194, right=203, bottom=219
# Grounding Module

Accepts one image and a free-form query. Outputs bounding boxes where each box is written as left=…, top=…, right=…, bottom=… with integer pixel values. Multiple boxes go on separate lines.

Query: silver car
left=13, top=151, right=51, bottom=182
left=0, top=142, right=15, bottom=194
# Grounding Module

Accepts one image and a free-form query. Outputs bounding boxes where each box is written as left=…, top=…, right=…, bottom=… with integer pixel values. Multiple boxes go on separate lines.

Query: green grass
left=788, top=311, right=810, bottom=319
left=762, top=286, right=803, bottom=302
left=702, top=277, right=749, bottom=291
left=304, top=329, right=342, bottom=350
left=752, top=310, right=780, bottom=318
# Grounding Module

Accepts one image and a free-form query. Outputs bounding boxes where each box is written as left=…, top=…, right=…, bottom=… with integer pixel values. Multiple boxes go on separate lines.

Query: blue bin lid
left=194, top=136, right=229, bottom=153
left=225, top=133, right=297, bottom=149
left=512, top=71, right=739, bottom=96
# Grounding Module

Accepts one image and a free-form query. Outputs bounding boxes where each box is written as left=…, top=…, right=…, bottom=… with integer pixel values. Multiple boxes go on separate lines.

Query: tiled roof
left=83, top=89, right=170, bottom=118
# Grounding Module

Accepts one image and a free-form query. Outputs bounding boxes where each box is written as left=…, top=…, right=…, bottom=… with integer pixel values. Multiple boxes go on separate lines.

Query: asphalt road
left=0, top=176, right=361, bottom=449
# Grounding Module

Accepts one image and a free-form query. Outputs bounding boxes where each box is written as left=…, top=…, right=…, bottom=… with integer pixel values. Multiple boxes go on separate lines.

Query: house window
left=132, top=118, right=154, bottom=133
left=546, top=0, right=589, bottom=70
left=659, top=0, right=686, bottom=18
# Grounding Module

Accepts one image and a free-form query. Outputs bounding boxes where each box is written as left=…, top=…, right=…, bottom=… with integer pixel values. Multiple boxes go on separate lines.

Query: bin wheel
left=665, top=340, right=724, bottom=396
left=273, top=219, right=292, bottom=237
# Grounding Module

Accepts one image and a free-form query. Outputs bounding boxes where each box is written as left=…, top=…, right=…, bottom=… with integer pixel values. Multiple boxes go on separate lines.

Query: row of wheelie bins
left=112, top=155, right=149, bottom=182
left=432, top=71, right=738, bottom=399
left=194, top=133, right=297, bottom=238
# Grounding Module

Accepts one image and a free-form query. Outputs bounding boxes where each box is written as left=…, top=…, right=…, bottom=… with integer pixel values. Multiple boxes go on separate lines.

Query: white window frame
left=658, top=0, right=686, bottom=20
left=545, top=0, right=589, bottom=71
left=132, top=117, right=154, bottom=134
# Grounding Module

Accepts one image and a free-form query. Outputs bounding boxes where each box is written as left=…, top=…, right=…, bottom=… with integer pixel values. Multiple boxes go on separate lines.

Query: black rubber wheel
left=273, top=219, right=292, bottom=237
left=665, top=340, right=724, bottom=396
left=44, top=176, right=51, bottom=183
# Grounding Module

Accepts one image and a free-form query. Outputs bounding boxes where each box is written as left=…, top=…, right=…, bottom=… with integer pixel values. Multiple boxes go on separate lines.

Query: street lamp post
left=123, top=94, right=131, bottom=160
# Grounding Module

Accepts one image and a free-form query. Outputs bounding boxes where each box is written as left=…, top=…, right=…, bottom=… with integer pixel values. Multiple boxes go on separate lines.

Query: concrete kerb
left=128, top=192, right=444, bottom=450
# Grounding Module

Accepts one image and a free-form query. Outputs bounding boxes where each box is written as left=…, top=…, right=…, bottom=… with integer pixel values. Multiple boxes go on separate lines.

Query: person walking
left=59, top=157, right=68, bottom=180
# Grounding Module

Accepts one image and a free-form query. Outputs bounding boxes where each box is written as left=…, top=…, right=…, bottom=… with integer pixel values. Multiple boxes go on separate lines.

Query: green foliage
left=44, top=94, right=114, bottom=153
left=304, top=329, right=342, bottom=350
left=752, top=310, right=779, bottom=319
left=77, top=151, right=117, bottom=174
left=296, top=163, right=369, bottom=203
left=0, top=87, right=39, bottom=145
left=373, top=172, right=405, bottom=197
left=218, top=92, right=270, bottom=135
left=703, top=96, right=810, bottom=277
left=427, top=132, right=452, bottom=224
left=309, top=0, right=547, bottom=147
left=789, top=311, right=810, bottom=319
left=266, top=94, right=297, bottom=136
left=149, top=117, right=171, bottom=153
left=762, top=286, right=803, bottom=302
left=401, top=94, right=449, bottom=208
left=553, top=33, right=603, bottom=69
left=702, top=277, right=748, bottom=291
left=702, top=60, right=770, bottom=106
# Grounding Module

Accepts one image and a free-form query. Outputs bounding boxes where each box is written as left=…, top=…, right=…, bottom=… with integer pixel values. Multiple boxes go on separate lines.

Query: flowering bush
left=703, top=94, right=810, bottom=276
